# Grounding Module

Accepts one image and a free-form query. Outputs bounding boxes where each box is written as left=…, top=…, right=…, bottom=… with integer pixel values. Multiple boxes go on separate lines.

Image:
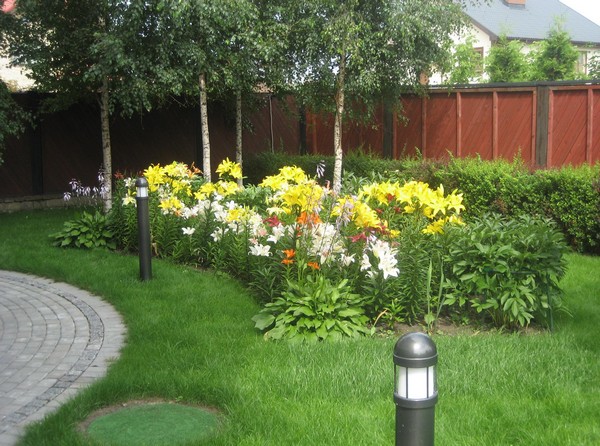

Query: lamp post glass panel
left=135, top=177, right=152, bottom=281
left=393, top=332, right=438, bottom=446
left=397, top=362, right=436, bottom=400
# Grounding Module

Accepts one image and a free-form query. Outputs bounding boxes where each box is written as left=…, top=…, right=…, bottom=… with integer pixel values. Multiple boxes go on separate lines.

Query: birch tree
left=3, top=0, right=179, bottom=210
left=162, top=0, right=265, bottom=183
left=274, top=0, right=470, bottom=193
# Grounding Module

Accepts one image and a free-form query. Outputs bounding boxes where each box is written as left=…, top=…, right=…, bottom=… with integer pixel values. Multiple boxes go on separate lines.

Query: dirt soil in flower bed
left=387, top=318, right=545, bottom=337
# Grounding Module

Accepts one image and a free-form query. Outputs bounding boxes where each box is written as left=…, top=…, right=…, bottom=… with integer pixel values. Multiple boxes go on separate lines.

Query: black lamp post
left=135, top=177, right=152, bottom=281
left=393, top=332, right=438, bottom=446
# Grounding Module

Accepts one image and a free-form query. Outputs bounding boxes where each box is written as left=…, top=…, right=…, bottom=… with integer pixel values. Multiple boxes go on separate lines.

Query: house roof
left=463, top=0, right=600, bottom=45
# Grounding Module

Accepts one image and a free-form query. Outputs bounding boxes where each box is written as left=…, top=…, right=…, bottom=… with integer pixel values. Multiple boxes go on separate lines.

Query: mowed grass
left=1, top=209, right=599, bottom=445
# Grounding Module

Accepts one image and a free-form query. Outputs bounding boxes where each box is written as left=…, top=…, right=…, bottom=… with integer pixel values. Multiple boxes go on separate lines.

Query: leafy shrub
left=443, top=214, right=569, bottom=329
left=251, top=275, right=369, bottom=342
left=432, top=156, right=532, bottom=216
left=412, top=156, right=599, bottom=254
left=244, top=150, right=415, bottom=187
left=51, top=211, right=115, bottom=249
left=535, top=166, right=600, bottom=254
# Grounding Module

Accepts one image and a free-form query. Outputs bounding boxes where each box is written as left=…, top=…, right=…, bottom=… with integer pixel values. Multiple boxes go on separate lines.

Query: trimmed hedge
left=244, top=152, right=600, bottom=254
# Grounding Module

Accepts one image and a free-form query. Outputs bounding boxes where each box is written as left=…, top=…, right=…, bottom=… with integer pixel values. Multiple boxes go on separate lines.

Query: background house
left=1, top=0, right=34, bottom=91
left=431, top=0, right=600, bottom=84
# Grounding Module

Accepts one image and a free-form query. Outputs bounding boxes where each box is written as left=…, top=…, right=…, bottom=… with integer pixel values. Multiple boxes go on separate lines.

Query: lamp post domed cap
left=393, top=332, right=437, bottom=367
left=135, top=177, right=148, bottom=187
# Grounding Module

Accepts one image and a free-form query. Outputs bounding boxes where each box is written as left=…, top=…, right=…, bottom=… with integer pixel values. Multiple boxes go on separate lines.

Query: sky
left=560, top=0, right=600, bottom=25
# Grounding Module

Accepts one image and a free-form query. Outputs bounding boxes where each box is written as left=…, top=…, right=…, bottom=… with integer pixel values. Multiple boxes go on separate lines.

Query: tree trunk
left=199, top=73, right=211, bottom=182
left=332, top=54, right=346, bottom=195
left=99, top=77, right=112, bottom=212
left=235, top=90, right=243, bottom=187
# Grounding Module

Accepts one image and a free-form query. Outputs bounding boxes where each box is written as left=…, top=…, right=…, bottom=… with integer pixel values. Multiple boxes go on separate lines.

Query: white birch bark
left=235, top=90, right=243, bottom=187
left=199, top=73, right=211, bottom=182
left=99, top=77, right=112, bottom=212
left=332, top=55, right=346, bottom=195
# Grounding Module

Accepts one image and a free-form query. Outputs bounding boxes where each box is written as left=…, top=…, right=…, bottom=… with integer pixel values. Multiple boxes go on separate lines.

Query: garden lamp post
left=136, top=177, right=152, bottom=281
left=393, top=332, right=438, bottom=446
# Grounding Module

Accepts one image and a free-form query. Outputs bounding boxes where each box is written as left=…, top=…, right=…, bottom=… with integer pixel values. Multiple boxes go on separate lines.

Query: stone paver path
left=0, top=271, right=125, bottom=445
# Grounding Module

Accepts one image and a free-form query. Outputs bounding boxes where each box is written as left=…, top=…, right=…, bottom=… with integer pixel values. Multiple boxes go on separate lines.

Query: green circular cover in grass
left=86, top=402, right=219, bottom=445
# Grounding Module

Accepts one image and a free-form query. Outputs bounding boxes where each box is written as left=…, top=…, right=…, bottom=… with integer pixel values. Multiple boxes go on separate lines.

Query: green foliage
left=443, top=214, right=568, bottom=329
left=535, top=166, right=600, bottom=253
left=108, top=157, right=580, bottom=332
left=5, top=0, right=181, bottom=112
left=243, top=152, right=330, bottom=185
left=486, top=34, right=528, bottom=83
left=433, top=158, right=600, bottom=254
left=252, top=275, right=369, bottom=342
left=432, top=157, right=533, bottom=216
left=0, top=82, right=30, bottom=165
left=528, top=22, right=578, bottom=81
left=362, top=214, right=444, bottom=326
left=150, top=208, right=183, bottom=258
left=108, top=178, right=138, bottom=252
left=244, top=150, right=415, bottom=187
left=446, top=36, right=483, bottom=85
left=589, top=54, right=600, bottom=79
left=51, top=211, right=115, bottom=250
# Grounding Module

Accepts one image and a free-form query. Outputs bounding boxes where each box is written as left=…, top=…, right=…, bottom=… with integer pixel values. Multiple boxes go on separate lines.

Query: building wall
left=0, top=57, right=34, bottom=91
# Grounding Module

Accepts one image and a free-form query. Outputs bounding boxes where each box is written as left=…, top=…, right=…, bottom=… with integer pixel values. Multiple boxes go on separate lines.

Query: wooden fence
left=306, top=81, right=600, bottom=168
left=0, top=94, right=302, bottom=199
left=1, top=81, right=599, bottom=200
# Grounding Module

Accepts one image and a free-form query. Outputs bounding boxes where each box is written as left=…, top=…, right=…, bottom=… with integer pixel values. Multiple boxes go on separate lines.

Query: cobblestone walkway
left=0, top=271, right=125, bottom=445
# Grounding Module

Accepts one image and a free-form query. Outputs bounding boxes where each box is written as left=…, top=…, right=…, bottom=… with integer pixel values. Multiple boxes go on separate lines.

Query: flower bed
left=110, top=160, right=568, bottom=337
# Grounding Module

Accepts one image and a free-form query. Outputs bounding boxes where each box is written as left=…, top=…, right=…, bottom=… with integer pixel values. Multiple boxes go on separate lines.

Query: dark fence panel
left=0, top=95, right=301, bottom=199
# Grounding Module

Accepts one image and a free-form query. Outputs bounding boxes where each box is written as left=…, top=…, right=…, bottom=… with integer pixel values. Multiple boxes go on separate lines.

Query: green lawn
left=1, top=209, right=599, bottom=445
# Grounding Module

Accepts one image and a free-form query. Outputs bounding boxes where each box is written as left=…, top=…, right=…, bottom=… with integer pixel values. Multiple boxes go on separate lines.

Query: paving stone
left=0, top=271, right=126, bottom=445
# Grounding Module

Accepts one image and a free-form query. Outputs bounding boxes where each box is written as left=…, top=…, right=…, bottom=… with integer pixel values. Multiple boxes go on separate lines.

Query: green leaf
left=337, top=308, right=362, bottom=318
left=251, top=312, right=275, bottom=330
left=293, top=306, right=316, bottom=317
left=265, top=324, right=286, bottom=340
left=424, top=312, right=435, bottom=326
left=316, top=323, right=329, bottom=340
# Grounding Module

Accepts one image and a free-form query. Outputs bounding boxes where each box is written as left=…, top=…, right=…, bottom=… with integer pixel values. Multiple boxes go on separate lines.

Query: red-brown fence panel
left=365, top=83, right=597, bottom=169
left=305, top=104, right=385, bottom=156
left=497, top=90, right=536, bottom=164
left=459, top=92, right=493, bottom=160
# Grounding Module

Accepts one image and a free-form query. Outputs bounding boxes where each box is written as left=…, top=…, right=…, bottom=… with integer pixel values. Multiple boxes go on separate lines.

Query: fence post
left=535, top=85, right=550, bottom=168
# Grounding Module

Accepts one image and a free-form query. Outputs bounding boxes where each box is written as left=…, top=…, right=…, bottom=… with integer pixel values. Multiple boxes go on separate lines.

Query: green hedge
left=245, top=152, right=600, bottom=254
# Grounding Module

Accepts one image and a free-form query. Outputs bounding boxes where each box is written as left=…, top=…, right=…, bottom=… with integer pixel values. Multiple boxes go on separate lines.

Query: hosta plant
left=251, top=273, right=370, bottom=342
left=51, top=211, right=115, bottom=249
